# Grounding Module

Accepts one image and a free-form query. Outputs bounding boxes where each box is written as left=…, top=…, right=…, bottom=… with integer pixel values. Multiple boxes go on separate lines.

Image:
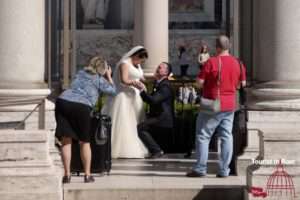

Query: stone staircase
left=245, top=111, right=300, bottom=200
left=0, top=131, right=247, bottom=200
left=0, top=130, right=62, bottom=200
left=64, top=153, right=246, bottom=200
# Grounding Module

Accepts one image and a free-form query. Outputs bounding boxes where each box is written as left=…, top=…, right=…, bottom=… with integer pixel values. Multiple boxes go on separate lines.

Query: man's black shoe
left=184, top=152, right=192, bottom=158
left=147, top=151, right=164, bottom=159
left=216, top=174, right=228, bottom=178
left=186, top=171, right=206, bottom=177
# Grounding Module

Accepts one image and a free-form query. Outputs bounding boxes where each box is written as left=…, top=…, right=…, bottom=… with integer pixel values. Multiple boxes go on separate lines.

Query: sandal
left=62, top=175, right=71, bottom=184
left=84, top=175, right=95, bottom=183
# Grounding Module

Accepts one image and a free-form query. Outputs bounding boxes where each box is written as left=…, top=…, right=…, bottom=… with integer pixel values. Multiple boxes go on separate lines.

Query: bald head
left=216, top=35, right=230, bottom=51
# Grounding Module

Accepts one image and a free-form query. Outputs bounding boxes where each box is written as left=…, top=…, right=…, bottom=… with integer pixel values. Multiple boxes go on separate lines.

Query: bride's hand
left=130, top=80, right=139, bottom=87
left=131, top=80, right=145, bottom=91
left=136, top=81, right=147, bottom=91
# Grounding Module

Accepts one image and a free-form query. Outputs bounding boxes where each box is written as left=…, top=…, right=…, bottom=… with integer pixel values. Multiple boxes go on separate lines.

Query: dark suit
left=138, top=78, right=174, bottom=154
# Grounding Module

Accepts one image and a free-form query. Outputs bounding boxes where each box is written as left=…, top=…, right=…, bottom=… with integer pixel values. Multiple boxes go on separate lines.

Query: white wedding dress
left=102, top=58, right=149, bottom=158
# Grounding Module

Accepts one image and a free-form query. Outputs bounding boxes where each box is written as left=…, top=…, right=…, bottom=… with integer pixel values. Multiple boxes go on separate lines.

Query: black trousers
left=137, top=118, right=171, bottom=154
left=229, top=110, right=247, bottom=174
left=180, top=64, right=189, bottom=76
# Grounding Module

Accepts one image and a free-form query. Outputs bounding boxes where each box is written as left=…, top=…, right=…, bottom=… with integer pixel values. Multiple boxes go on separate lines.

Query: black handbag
left=90, top=93, right=111, bottom=145
left=90, top=110, right=111, bottom=145
left=237, top=59, right=247, bottom=106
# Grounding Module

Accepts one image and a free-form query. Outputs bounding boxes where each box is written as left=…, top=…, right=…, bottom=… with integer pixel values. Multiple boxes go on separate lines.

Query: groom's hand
left=140, top=82, right=147, bottom=92
left=134, top=81, right=146, bottom=92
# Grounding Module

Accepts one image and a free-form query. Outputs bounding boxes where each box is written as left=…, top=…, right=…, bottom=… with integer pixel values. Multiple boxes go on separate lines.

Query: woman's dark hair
left=179, top=46, right=186, bottom=52
left=200, top=45, right=209, bottom=53
left=162, top=62, right=172, bottom=75
left=131, top=48, right=148, bottom=59
left=178, top=46, right=186, bottom=58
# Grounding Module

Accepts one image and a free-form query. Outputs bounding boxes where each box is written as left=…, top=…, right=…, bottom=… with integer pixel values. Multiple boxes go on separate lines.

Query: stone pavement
left=64, top=154, right=246, bottom=200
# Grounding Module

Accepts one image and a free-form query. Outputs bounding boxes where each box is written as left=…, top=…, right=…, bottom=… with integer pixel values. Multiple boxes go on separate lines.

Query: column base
left=0, top=81, right=48, bottom=89
left=0, top=88, right=55, bottom=130
left=247, top=81, right=300, bottom=111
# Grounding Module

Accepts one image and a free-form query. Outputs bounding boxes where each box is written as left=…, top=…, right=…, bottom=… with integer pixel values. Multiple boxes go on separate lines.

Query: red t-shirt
left=197, top=55, right=246, bottom=111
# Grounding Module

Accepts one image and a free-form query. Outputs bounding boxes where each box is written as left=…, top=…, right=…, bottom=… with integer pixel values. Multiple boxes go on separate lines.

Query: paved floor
left=64, top=155, right=246, bottom=190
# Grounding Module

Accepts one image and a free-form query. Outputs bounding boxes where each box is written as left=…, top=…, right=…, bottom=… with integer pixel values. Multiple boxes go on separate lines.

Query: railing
left=0, top=90, right=49, bottom=129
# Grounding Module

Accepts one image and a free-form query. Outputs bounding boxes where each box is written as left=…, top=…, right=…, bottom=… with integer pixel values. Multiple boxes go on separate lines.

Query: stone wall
left=76, top=29, right=220, bottom=76
left=169, top=29, right=220, bottom=76
left=76, top=30, right=133, bottom=69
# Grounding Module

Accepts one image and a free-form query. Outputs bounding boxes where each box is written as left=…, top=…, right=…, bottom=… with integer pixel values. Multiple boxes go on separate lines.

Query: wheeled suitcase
left=71, top=114, right=112, bottom=175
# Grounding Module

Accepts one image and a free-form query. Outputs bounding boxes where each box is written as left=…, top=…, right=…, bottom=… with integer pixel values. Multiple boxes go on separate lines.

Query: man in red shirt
left=186, top=35, right=246, bottom=177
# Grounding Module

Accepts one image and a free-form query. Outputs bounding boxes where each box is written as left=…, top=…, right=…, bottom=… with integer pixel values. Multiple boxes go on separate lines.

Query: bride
left=102, top=46, right=149, bottom=158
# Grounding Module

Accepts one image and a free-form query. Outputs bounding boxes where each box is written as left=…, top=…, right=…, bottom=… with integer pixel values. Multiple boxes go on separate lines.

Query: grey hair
left=216, top=35, right=230, bottom=50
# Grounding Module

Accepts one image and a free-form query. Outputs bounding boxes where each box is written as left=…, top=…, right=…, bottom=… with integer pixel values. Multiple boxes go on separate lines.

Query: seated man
left=137, top=62, right=175, bottom=158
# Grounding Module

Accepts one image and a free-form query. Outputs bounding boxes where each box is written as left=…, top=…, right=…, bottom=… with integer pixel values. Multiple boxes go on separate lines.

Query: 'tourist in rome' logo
left=250, top=159, right=297, bottom=199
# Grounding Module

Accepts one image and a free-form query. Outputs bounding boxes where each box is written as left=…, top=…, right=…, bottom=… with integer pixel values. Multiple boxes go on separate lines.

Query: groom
left=137, top=62, right=175, bottom=159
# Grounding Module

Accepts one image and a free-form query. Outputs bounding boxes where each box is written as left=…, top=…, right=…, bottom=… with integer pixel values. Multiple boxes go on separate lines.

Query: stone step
left=164, top=152, right=220, bottom=160
left=257, top=131, right=300, bottom=162
left=50, top=150, right=63, bottom=168
left=247, top=121, right=300, bottom=131
left=0, top=130, right=62, bottom=200
left=0, top=174, right=62, bottom=193
left=248, top=166, right=300, bottom=200
left=0, top=192, right=62, bottom=200
left=0, top=131, right=49, bottom=162
left=69, top=153, right=221, bottom=176
left=251, top=165, right=300, bottom=176
left=111, top=157, right=220, bottom=175
left=263, top=130, right=300, bottom=140
left=65, top=187, right=244, bottom=200
left=49, top=144, right=63, bottom=164
left=64, top=175, right=246, bottom=200
left=0, top=161, right=54, bottom=176
left=248, top=111, right=300, bottom=122
left=246, top=129, right=260, bottom=150
left=65, top=155, right=246, bottom=200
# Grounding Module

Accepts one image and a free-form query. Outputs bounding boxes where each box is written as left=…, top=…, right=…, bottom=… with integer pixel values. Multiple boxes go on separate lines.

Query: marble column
left=0, top=0, right=55, bottom=130
left=253, top=0, right=300, bottom=82
left=249, top=0, right=300, bottom=110
left=133, top=0, right=169, bottom=77
left=246, top=1, right=300, bottom=198
left=247, top=0, right=300, bottom=134
left=0, top=2, right=61, bottom=198
left=0, top=0, right=45, bottom=87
